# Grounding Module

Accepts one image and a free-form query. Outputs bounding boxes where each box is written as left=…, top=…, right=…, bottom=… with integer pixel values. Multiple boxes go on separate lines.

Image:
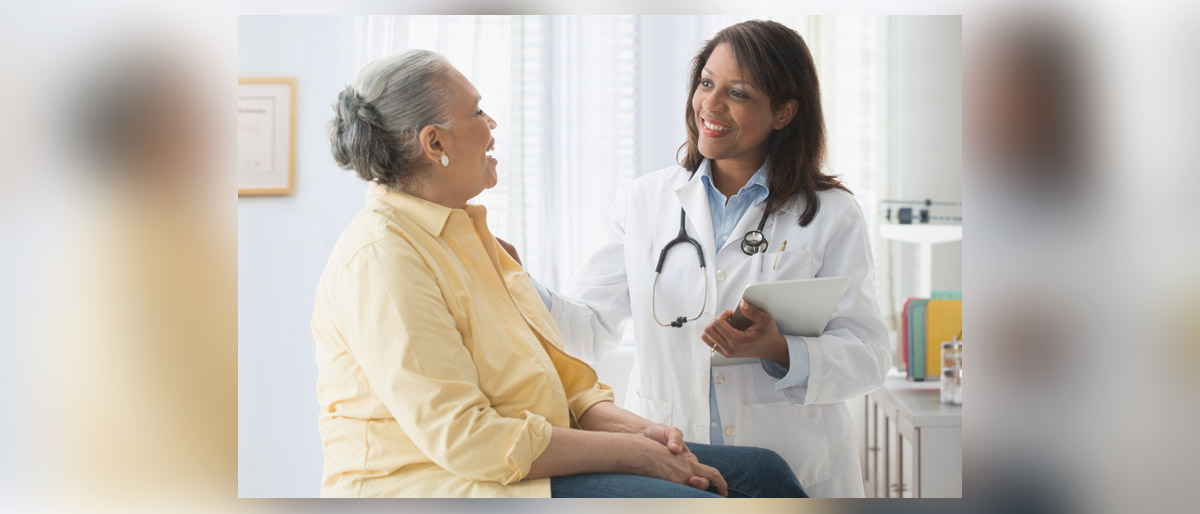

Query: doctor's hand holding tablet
left=706, top=298, right=790, bottom=364
left=708, top=276, right=852, bottom=366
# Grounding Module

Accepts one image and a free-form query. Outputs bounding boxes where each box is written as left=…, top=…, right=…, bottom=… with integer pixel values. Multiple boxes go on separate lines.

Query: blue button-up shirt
left=696, top=158, right=811, bottom=445
left=530, top=158, right=811, bottom=444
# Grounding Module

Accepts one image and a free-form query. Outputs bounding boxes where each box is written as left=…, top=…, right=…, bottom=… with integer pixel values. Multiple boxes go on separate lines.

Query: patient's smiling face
left=436, top=67, right=499, bottom=204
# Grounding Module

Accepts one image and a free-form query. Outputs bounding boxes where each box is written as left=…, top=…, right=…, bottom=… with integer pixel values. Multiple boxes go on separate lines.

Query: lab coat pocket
left=631, top=389, right=673, bottom=427
left=765, top=249, right=813, bottom=280
left=743, top=401, right=832, bottom=488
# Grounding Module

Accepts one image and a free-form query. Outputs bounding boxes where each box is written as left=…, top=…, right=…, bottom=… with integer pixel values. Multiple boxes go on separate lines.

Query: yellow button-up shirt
left=312, top=183, right=613, bottom=497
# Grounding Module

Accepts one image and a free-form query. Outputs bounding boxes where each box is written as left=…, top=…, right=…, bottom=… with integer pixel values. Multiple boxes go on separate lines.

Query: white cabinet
left=854, top=370, right=961, bottom=497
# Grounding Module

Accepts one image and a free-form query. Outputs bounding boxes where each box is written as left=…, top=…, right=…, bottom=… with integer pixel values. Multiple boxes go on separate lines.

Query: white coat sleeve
left=787, top=201, right=892, bottom=405
left=545, top=186, right=635, bottom=364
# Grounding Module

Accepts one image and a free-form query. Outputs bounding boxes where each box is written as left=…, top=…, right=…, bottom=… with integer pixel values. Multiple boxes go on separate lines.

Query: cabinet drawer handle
left=867, top=446, right=880, bottom=452
left=891, top=483, right=909, bottom=493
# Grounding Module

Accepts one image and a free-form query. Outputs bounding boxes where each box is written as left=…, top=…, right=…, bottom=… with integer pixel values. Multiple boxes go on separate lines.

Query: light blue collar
left=698, top=157, right=770, bottom=203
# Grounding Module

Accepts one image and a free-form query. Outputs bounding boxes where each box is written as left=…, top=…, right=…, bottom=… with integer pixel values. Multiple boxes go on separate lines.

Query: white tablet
left=711, top=276, right=851, bottom=366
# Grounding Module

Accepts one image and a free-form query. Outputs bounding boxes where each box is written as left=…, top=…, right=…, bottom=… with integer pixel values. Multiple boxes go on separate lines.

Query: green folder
left=932, top=290, right=962, bottom=300
left=908, top=299, right=929, bottom=381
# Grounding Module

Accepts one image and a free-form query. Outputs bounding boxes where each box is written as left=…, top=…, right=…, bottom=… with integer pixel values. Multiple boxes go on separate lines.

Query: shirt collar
left=698, top=157, right=771, bottom=201
left=365, top=182, right=457, bottom=236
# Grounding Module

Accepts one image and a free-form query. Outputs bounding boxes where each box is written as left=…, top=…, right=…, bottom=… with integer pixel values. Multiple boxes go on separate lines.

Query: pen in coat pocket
left=772, top=240, right=787, bottom=270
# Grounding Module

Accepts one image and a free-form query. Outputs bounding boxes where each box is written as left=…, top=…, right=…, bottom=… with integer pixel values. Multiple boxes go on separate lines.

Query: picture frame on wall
left=238, top=77, right=296, bottom=195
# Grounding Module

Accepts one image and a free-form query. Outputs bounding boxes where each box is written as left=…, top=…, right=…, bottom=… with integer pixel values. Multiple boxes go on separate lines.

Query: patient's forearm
left=575, top=400, right=652, bottom=434
left=525, top=427, right=644, bottom=479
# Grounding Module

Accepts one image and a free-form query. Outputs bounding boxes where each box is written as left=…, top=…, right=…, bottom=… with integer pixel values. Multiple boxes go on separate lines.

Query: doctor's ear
left=772, top=99, right=799, bottom=130
left=418, top=125, right=445, bottom=163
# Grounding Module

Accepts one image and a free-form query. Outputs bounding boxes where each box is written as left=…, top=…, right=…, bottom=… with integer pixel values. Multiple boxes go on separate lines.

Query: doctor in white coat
left=516, top=21, right=890, bottom=497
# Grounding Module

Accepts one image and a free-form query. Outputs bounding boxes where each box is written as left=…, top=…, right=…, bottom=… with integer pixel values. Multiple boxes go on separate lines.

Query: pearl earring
left=439, top=154, right=450, bottom=167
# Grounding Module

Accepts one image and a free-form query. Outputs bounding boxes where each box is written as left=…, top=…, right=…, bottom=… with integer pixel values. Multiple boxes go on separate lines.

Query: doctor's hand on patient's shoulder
left=703, top=300, right=790, bottom=368
left=495, top=237, right=521, bottom=266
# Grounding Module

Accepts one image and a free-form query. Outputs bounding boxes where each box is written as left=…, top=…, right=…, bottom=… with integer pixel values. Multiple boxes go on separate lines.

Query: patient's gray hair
left=328, top=49, right=455, bottom=189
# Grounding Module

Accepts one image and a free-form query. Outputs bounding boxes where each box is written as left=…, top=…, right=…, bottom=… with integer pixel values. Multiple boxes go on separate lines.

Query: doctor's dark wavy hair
left=680, top=20, right=850, bottom=227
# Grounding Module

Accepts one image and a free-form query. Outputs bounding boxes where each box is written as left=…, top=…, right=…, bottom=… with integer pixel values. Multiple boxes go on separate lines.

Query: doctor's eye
left=699, top=78, right=714, bottom=89
left=730, top=89, right=748, bottom=99
left=474, top=108, right=484, bottom=116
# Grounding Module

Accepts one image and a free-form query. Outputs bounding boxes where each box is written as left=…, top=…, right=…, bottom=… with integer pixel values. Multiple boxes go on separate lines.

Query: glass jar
left=941, top=341, right=956, bottom=371
left=953, top=368, right=963, bottom=405
left=954, top=339, right=963, bottom=405
left=941, top=368, right=957, bottom=404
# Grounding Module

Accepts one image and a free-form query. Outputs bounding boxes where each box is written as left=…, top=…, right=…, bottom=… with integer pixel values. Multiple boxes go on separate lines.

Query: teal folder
left=932, top=290, right=963, bottom=300
left=907, top=299, right=929, bottom=381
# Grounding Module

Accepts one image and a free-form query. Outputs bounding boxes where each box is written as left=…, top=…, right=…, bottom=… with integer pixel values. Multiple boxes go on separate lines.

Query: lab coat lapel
left=722, top=201, right=770, bottom=255
left=674, top=174, right=717, bottom=264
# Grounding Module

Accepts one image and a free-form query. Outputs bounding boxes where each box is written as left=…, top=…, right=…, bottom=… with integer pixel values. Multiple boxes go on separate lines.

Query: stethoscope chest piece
left=741, top=229, right=768, bottom=255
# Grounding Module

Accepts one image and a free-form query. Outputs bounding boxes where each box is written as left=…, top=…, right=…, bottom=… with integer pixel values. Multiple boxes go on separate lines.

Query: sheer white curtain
left=809, top=16, right=895, bottom=326
left=354, top=15, right=892, bottom=323
left=356, top=15, right=637, bottom=289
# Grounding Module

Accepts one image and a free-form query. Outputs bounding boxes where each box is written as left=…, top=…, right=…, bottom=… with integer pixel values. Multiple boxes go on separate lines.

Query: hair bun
left=328, top=50, right=456, bottom=189
left=328, top=85, right=396, bottom=182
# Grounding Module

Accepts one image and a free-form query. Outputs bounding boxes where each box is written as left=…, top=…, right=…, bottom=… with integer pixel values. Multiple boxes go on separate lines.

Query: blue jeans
left=550, top=443, right=808, bottom=498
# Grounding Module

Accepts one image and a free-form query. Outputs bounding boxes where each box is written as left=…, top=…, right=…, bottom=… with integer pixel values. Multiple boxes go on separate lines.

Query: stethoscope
left=651, top=173, right=771, bottom=328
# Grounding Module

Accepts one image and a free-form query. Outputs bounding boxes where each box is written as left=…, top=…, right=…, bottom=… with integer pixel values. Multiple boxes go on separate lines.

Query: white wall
left=237, top=15, right=362, bottom=498
left=890, top=16, right=963, bottom=306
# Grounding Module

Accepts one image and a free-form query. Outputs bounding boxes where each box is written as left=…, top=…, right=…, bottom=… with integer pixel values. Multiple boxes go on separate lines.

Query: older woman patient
left=312, top=49, right=807, bottom=498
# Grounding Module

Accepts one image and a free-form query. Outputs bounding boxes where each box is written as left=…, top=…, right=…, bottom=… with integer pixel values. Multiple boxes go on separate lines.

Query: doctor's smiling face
left=691, top=43, right=796, bottom=175
left=682, top=20, right=835, bottom=226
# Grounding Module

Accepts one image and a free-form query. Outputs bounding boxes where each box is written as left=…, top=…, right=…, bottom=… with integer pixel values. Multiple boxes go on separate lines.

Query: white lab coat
left=546, top=165, right=891, bottom=497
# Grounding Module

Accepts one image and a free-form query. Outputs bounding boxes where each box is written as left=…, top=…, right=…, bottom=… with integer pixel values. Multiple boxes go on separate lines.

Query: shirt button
left=710, top=421, right=717, bottom=428
left=714, top=373, right=725, bottom=384
left=724, top=426, right=736, bottom=437
left=715, top=270, right=727, bottom=282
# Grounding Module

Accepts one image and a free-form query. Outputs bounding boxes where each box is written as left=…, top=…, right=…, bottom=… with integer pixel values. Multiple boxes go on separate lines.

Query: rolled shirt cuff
left=501, top=411, right=553, bottom=485
left=759, top=335, right=811, bottom=391
left=567, top=383, right=616, bottom=426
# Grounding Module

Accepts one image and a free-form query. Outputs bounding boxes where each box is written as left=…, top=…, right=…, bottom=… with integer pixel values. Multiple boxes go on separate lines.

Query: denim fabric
left=549, top=443, right=807, bottom=498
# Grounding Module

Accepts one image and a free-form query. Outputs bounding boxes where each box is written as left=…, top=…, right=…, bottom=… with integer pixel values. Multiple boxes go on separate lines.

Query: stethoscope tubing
left=651, top=175, right=772, bottom=328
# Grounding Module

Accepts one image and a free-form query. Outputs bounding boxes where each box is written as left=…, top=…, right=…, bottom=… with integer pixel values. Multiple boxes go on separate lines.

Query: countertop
left=870, top=369, right=962, bottom=428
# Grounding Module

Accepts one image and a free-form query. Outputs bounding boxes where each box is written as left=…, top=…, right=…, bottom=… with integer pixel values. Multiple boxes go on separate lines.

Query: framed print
left=238, top=77, right=296, bottom=195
